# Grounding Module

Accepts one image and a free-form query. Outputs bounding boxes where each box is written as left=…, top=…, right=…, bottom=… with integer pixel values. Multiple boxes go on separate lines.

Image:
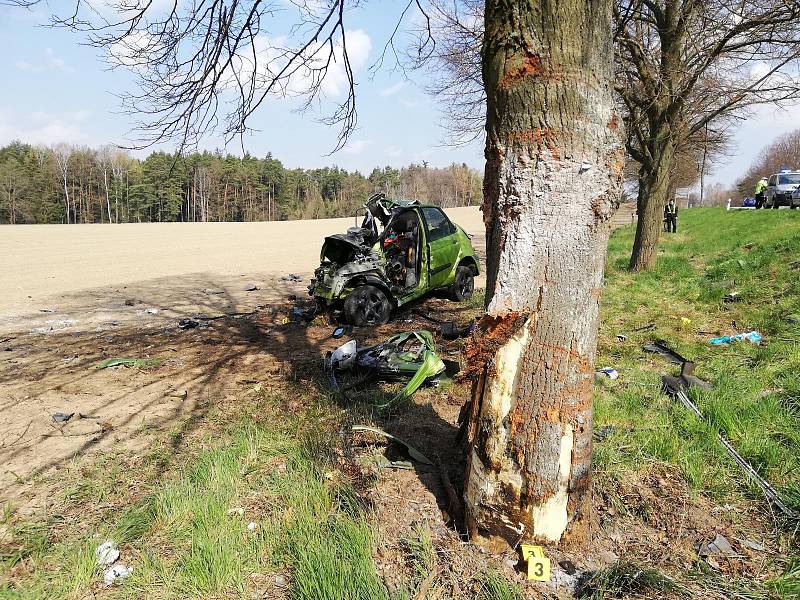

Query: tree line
left=738, top=129, right=800, bottom=196
left=0, top=141, right=482, bottom=225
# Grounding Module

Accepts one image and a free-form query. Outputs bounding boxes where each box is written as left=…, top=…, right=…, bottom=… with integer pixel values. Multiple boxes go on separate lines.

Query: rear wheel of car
left=344, top=285, right=392, bottom=326
left=449, top=265, right=475, bottom=302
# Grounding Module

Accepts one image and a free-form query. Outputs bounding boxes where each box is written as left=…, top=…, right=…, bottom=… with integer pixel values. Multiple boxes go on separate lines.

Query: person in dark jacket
left=664, top=199, right=678, bottom=233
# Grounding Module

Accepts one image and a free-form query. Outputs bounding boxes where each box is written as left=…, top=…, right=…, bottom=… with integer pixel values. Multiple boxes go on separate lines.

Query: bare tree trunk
left=464, top=0, right=623, bottom=549
left=629, top=132, right=674, bottom=271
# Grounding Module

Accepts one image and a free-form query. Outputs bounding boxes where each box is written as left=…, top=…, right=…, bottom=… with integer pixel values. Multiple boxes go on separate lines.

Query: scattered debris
left=203, top=288, right=225, bottom=295
left=124, top=299, right=135, bottom=306
left=227, top=507, right=245, bottom=517
left=51, top=412, right=75, bottom=423
left=665, top=386, right=797, bottom=518
left=698, top=533, right=738, bottom=558
left=642, top=340, right=687, bottom=364
left=632, top=322, right=656, bottom=332
left=593, top=424, right=615, bottom=442
left=103, top=564, right=133, bottom=586
left=357, top=452, right=413, bottom=470
left=709, top=331, right=762, bottom=345
left=332, top=325, right=352, bottom=339
left=244, top=283, right=259, bottom=291
left=662, top=360, right=713, bottom=392
left=723, top=292, right=741, bottom=303
left=737, top=537, right=765, bottom=552
left=95, top=357, right=162, bottom=369
left=352, top=425, right=433, bottom=466
left=558, top=560, right=577, bottom=576
left=145, top=308, right=159, bottom=315
left=412, top=309, right=476, bottom=340
left=595, top=367, right=619, bottom=380
left=166, top=389, right=188, bottom=399
left=247, top=521, right=258, bottom=531
left=615, top=333, right=627, bottom=342
left=327, top=331, right=445, bottom=406
left=178, top=318, right=200, bottom=329
left=39, top=308, right=55, bottom=313
left=95, top=541, right=120, bottom=567
left=280, top=273, right=302, bottom=282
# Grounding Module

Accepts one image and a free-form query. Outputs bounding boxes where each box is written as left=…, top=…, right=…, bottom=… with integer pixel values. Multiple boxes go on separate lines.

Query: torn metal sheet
left=326, top=330, right=445, bottom=406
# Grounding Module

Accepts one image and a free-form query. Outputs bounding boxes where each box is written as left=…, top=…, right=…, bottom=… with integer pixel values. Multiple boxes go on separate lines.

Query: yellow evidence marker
left=519, top=544, right=551, bottom=582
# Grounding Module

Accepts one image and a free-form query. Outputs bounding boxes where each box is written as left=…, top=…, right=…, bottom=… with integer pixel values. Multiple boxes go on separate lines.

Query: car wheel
left=772, top=201, right=780, bottom=209
left=449, top=265, right=475, bottom=302
left=344, top=285, right=391, bottom=326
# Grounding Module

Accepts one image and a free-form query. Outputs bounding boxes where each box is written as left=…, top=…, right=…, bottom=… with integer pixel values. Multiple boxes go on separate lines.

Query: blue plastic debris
left=709, top=331, right=762, bottom=345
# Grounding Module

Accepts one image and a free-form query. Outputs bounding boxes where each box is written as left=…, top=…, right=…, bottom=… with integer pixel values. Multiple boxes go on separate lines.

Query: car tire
left=344, top=285, right=392, bottom=326
left=449, top=265, right=475, bottom=302
left=772, top=201, right=780, bottom=209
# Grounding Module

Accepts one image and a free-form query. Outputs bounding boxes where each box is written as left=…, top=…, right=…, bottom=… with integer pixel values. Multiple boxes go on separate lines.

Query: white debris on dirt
left=95, top=540, right=120, bottom=567
left=103, top=564, right=134, bottom=586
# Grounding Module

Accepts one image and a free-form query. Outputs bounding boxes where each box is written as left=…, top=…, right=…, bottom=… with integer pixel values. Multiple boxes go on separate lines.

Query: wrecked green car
left=309, top=194, right=480, bottom=325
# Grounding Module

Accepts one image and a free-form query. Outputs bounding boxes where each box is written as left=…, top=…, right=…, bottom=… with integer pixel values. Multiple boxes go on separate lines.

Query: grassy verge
left=595, top=208, right=800, bottom=595
left=1, top=388, right=386, bottom=599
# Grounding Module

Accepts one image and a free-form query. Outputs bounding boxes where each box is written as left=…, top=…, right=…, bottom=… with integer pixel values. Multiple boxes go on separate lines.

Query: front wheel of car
left=449, top=265, right=475, bottom=302
left=344, top=285, right=392, bottom=326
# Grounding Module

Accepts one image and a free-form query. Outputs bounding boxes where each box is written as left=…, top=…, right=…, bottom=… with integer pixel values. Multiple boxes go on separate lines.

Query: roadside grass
left=596, top=208, right=800, bottom=595
left=0, top=389, right=387, bottom=599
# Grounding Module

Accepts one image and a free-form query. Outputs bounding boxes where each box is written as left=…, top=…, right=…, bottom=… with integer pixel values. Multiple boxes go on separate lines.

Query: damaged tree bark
left=464, top=0, right=623, bottom=549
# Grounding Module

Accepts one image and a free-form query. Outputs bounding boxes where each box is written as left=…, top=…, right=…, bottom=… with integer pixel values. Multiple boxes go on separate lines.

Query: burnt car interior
left=382, top=210, right=422, bottom=291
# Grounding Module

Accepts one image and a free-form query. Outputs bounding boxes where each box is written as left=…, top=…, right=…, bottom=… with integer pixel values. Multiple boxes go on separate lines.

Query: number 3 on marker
left=520, top=544, right=551, bottom=582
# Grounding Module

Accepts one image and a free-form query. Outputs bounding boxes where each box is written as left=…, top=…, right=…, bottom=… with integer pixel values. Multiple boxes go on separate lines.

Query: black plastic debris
left=332, top=325, right=352, bottom=339
left=642, top=340, right=688, bottom=365
left=280, top=274, right=303, bottom=282
left=723, top=292, right=741, bottom=303
left=178, top=318, right=201, bottom=329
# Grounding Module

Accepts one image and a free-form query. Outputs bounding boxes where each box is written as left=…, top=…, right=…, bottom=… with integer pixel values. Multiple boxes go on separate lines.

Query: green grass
left=0, top=391, right=386, bottom=599
left=596, top=208, right=800, bottom=596
left=477, top=569, right=523, bottom=600
left=597, top=209, right=800, bottom=509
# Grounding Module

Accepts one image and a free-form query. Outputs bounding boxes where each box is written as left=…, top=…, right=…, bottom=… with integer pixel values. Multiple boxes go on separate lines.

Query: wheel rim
left=459, top=273, right=473, bottom=297
left=359, top=292, right=385, bottom=323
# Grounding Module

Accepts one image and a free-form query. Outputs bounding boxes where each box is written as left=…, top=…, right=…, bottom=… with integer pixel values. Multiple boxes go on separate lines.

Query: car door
left=421, top=207, right=460, bottom=289
left=767, top=175, right=778, bottom=205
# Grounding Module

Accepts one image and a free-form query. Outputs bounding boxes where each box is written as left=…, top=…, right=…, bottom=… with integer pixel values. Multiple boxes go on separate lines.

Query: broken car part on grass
left=308, top=194, right=479, bottom=326
left=663, top=381, right=797, bottom=519
left=326, top=330, right=445, bottom=407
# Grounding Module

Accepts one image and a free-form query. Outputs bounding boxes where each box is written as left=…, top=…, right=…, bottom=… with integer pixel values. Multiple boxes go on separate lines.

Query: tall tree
left=616, top=0, right=800, bottom=270
left=463, top=0, right=622, bottom=547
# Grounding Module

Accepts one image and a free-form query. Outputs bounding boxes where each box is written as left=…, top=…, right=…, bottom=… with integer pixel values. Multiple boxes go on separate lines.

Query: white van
left=765, top=171, right=800, bottom=209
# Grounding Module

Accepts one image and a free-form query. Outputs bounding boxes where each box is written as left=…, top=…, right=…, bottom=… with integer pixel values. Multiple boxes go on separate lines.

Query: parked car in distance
left=764, top=170, right=800, bottom=209
left=309, top=194, right=480, bottom=325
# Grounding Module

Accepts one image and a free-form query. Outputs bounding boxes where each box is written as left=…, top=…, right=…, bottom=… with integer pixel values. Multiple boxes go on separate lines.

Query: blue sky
left=1, top=2, right=798, bottom=185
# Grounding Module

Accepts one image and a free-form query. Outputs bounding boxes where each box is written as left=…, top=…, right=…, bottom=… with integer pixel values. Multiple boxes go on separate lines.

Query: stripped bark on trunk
left=464, top=0, right=623, bottom=549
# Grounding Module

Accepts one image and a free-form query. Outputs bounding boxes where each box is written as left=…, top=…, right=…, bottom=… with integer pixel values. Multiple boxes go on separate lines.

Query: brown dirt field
left=0, top=207, right=483, bottom=513
left=0, top=204, right=640, bottom=514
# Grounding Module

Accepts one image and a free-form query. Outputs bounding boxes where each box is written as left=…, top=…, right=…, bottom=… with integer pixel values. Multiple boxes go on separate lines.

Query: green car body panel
left=308, top=195, right=479, bottom=315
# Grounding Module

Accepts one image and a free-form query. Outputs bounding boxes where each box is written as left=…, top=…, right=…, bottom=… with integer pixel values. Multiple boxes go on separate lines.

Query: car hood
left=321, top=234, right=369, bottom=263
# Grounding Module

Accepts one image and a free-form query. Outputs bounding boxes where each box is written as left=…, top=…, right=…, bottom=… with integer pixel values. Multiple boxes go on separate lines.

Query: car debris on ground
left=280, top=273, right=303, bottom=282
left=595, top=367, right=619, bottom=380
left=95, top=357, right=162, bottom=369
left=326, top=330, right=445, bottom=406
left=351, top=425, right=433, bottom=465
left=709, top=331, right=762, bottom=345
